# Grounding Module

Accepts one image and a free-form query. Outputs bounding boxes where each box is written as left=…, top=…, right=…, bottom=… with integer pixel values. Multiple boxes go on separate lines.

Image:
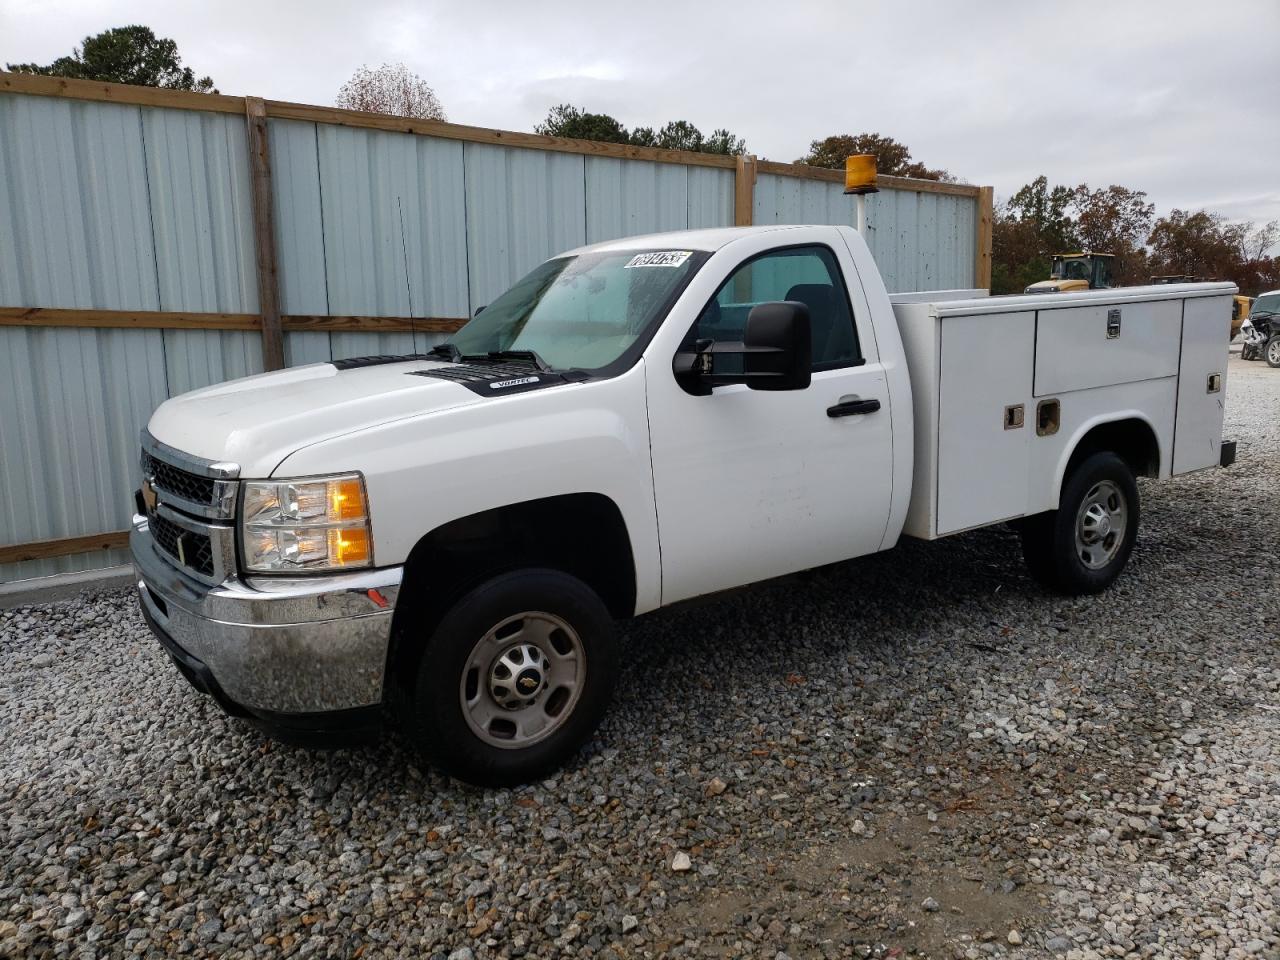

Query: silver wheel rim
left=1074, top=479, right=1128, bottom=570
left=1268, top=339, right=1280, bottom=365
left=459, top=611, right=585, bottom=749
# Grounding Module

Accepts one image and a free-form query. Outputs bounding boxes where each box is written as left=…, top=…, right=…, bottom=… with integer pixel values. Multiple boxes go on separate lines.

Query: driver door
left=644, top=242, right=894, bottom=605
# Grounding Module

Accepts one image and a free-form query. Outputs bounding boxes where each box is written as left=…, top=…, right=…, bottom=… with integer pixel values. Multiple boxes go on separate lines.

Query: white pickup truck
left=131, top=225, right=1236, bottom=785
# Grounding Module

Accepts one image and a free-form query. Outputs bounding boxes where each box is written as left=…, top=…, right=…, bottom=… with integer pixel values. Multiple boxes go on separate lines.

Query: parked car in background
left=1240, top=289, right=1280, bottom=366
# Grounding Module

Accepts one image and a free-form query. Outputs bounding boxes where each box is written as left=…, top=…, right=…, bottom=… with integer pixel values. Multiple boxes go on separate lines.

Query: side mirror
left=674, top=301, right=812, bottom=394
left=742, top=301, right=812, bottom=391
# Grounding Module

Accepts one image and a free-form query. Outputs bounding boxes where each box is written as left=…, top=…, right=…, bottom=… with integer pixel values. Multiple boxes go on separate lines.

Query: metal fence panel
left=317, top=126, right=469, bottom=317
left=163, top=330, right=265, bottom=396
left=317, top=126, right=468, bottom=361
left=753, top=173, right=977, bottom=292
left=686, top=166, right=735, bottom=229
left=0, top=327, right=167, bottom=581
left=585, top=157, right=689, bottom=244
left=142, top=107, right=258, bottom=313
left=0, top=94, right=158, bottom=310
left=463, top=144, right=587, bottom=309
left=268, top=118, right=328, bottom=316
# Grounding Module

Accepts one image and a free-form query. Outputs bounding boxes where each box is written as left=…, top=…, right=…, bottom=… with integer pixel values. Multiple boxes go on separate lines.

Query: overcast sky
left=3, top=0, right=1278, bottom=228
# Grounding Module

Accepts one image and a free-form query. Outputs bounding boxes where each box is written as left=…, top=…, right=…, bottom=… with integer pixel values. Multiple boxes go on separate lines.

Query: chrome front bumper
left=130, top=514, right=402, bottom=720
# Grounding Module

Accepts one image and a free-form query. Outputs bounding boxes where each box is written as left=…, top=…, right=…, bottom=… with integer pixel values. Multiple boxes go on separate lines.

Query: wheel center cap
left=515, top=668, right=542, bottom=695
left=1095, top=514, right=1111, bottom=537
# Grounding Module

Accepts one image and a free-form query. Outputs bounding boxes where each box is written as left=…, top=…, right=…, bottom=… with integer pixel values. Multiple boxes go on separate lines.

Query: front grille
left=142, top=450, right=216, bottom=506
left=149, top=512, right=215, bottom=577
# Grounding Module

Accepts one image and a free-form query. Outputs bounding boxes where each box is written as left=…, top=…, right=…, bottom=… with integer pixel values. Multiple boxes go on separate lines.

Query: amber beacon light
left=844, top=154, right=878, bottom=236
left=843, top=154, right=879, bottom=195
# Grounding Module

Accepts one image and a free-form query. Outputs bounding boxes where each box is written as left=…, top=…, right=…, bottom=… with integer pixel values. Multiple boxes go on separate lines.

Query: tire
left=1267, top=334, right=1280, bottom=368
left=1019, top=451, right=1140, bottom=595
left=401, top=568, right=618, bottom=787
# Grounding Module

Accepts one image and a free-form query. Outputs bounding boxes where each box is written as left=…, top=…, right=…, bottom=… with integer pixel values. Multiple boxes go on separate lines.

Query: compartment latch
left=1106, top=308, right=1122, bottom=339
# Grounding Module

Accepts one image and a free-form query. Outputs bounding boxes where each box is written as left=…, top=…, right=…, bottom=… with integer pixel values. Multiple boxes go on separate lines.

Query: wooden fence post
left=734, top=154, right=757, bottom=227
left=975, top=185, right=994, bottom=291
left=245, top=97, right=285, bottom=371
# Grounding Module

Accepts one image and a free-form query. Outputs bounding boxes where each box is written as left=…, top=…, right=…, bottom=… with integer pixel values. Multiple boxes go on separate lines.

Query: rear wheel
left=1019, top=451, right=1140, bottom=595
left=1266, top=334, right=1280, bottom=368
left=401, top=568, right=618, bottom=787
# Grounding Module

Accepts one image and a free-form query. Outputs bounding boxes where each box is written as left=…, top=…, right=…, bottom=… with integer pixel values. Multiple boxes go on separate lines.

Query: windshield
left=450, top=249, right=706, bottom=371
left=1051, top=257, right=1091, bottom=282
left=1251, top=293, right=1280, bottom=317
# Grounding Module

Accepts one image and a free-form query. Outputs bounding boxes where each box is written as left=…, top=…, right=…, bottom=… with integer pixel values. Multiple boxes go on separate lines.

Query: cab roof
left=560, top=225, right=823, bottom=257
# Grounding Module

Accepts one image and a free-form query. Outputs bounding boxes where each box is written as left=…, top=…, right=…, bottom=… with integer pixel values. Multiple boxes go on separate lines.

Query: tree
left=1147, top=211, right=1280, bottom=293
left=699, top=128, right=746, bottom=156
left=797, top=132, right=952, bottom=181
left=1006, top=175, right=1078, bottom=256
left=993, top=173, right=1280, bottom=296
left=336, top=63, right=446, bottom=120
left=1070, top=184, right=1154, bottom=285
left=6, top=25, right=215, bottom=92
left=536, top=104, right=630, bottom=143
left=1148, top=210, right=1232, bottom=278
left=534, top=105, right=746, bottom=155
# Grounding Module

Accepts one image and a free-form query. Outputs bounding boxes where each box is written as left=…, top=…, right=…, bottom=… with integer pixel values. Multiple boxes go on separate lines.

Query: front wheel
left=401, top=568, right=618, bottom=787
left=1019, top=451, right=1140, bottom=595
left=1266, top=334, right=1280, bottom=368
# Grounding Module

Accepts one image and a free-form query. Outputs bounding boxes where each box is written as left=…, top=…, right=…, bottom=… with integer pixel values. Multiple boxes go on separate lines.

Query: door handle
left=827, top=397, right=881, bottom=418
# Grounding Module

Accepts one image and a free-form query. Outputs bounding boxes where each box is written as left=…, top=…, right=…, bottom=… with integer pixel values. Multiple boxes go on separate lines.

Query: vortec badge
left=490, top=376, right=540, bottom=390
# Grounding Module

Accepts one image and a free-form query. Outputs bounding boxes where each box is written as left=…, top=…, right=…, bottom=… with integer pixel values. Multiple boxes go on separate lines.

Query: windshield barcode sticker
left=624, top=251, right=692, bottom=269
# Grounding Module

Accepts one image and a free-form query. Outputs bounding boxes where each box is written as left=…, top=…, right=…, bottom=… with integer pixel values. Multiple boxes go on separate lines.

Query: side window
left=691, top=245, right=861, bottom=372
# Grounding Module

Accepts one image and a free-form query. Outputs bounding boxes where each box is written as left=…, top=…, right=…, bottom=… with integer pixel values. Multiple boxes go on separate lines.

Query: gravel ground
left=2, top=354, right=1277, bottom=960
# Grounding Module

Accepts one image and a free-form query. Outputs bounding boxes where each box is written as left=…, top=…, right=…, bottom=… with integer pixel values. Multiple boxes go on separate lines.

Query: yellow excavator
left=1024, top=252, right=1115, bottom=294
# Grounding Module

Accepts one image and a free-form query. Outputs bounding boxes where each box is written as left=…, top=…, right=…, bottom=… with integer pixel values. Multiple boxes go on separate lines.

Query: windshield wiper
left=428, top=343, right=462, bottom=362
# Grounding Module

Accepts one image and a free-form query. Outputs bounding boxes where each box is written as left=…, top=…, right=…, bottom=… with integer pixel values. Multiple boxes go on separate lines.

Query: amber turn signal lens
left=327, top=526, right=371, bottom=566
left=328, top=478, right=367, bottom=522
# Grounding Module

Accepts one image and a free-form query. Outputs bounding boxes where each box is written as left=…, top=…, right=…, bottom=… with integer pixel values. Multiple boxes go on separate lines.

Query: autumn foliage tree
left=1149, top=212, right=1280, bottom=294
left=336, top=63, right=446, bottom=120
left=992, top=174, right=1278, bottom=295
left=797, top=133, right=952, bottom=181
left=1072, top=184, right=1155, bottom=285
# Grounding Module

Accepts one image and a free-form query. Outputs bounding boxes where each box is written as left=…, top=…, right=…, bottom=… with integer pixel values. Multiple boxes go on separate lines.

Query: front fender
left=273, top=362, right=662, bottom=614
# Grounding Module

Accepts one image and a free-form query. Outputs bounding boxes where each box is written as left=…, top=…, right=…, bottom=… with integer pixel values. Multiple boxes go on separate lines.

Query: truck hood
left=147, top=360, right=481, bottom=477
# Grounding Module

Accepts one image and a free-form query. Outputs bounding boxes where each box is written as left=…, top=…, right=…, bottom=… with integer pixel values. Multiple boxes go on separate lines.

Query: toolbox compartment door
left=1172, top=295, right=1231, bottom=475
left=936, top=311, right=1035, bottom=535
left=1034, top=300, right=1181, bottom=396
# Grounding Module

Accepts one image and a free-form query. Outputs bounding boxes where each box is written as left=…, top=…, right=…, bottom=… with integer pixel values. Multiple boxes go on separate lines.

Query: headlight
left=240, top=473, right=372, bottom=572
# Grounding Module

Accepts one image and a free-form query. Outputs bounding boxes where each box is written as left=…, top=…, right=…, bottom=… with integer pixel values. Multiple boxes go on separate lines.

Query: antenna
left=396, top=196, right=419, bottom=355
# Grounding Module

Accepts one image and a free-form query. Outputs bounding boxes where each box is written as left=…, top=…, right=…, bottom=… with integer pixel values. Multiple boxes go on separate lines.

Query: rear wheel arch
left=1055, top=415, right=1160, bottom=507
left=386, top=493, right=636, bottom=694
